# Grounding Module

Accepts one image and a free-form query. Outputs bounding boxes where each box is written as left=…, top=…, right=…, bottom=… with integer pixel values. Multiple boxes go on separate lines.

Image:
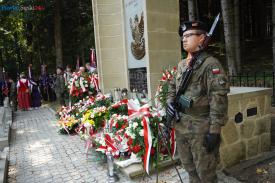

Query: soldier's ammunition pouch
left=184, top=106, right=210, bottom=116
left=178, top=95, right=193, bottom=109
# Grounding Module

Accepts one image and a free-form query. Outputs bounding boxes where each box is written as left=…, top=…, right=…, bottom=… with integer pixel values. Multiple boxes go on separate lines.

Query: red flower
left=115, top=123, right=119, bottom=129
left=127, top=138, right=133, bottom=146
left=121, top=99, right=128, bottom=104
left=161, top=76, right=167, bottom=81
left=121, top=124, right=126, bottom=129
left=113, top=154, right=120, bottom=159
left=132, top=145, right=141, bottom=153
left=112, top=103, right=120, bottom=109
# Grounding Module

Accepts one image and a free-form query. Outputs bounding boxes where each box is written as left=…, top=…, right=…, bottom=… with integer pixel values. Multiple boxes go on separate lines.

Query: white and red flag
left=90, top=48, right=97, bottom=68
left=76, top=55, right=80, bottom=70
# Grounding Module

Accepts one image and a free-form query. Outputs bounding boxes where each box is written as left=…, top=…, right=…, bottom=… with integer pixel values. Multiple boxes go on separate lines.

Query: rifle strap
left=177, top=52, right=210, bottom=95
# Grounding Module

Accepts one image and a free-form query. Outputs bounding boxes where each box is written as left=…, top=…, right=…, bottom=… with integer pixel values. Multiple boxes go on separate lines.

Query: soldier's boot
left=188, top=170, right=201, bottom=183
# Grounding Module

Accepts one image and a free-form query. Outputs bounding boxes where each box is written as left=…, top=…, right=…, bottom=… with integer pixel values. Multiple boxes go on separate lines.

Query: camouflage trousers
left=176, top=132, right=220, bottom=183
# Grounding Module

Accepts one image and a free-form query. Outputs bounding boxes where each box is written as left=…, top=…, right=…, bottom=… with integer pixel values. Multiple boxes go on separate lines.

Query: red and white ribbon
left=105, top=134, right=118, bottom=152
left=111, top=99, right=128, bottom=109
left=109, top=119, right=114, bottom=131
left=127, top=99, right=150, bottom=120
left=96, top=134, right=118, bottom=155
left=90, top=74, right=99, bottom=91
left=170, top=128, right=176, bottom=158
left=142, top=116, right=152, bottom=174
left=127, top=99, right=153, bottom=174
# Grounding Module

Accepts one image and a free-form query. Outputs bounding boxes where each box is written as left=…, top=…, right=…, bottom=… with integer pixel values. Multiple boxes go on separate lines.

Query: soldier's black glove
left=203, top=133, right=221, bottom=153
left=166, top=102, right=176, bottom=119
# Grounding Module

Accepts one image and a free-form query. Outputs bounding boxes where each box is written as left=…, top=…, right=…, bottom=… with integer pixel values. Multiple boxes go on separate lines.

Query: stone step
left=115, top=156, right=180, bottom=178
left=224, top=150, right=275, bottom=177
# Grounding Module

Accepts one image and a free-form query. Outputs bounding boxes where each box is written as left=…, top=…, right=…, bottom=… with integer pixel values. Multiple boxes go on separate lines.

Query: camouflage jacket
left=167, top=52, right=230, bottom=134
left=54, top=74, right=65, bottom=94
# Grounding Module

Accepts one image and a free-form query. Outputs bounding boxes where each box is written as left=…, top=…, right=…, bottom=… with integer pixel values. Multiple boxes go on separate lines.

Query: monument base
left=115, top=156, right=180, bottom=178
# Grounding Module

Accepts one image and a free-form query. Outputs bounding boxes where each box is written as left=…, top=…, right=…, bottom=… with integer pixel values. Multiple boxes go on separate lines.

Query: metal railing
left=229, top=72, right=275, bottom=106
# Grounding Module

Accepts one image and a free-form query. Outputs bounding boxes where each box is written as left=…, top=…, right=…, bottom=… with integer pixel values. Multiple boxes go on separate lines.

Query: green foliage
left=0, top=0, right=94, bottom=75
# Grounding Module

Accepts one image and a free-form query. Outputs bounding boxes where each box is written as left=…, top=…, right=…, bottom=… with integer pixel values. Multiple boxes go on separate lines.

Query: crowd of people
left=0, top=62, right=96, bottom=111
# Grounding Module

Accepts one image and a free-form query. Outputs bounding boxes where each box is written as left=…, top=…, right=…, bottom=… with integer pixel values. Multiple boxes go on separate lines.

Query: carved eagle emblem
left=130, top=11, right=145, bottom=60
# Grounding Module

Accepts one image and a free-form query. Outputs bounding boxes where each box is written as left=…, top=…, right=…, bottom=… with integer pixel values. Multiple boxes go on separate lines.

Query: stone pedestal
left=220, top=87, right=272, bottom=168
left=92, top=0, right=180, bottom=98
left=115, top=156, right=180, bottom=178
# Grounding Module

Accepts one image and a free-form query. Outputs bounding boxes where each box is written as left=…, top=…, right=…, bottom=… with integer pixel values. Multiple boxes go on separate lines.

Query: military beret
left=178, top=21, right=208, bottom=36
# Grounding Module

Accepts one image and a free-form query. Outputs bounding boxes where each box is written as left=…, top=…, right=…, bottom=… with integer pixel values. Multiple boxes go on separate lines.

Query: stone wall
left=220, top=87, right=272, bottom=168
left=92, top=0, right=129, bottom=93
left=145, top=0, right=181, bottom=98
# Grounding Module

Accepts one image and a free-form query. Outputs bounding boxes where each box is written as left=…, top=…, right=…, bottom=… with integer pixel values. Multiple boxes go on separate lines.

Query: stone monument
left=92, top=0, right=180, bottom=99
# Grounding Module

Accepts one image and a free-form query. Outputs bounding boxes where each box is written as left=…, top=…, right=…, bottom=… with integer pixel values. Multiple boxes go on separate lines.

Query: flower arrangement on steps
left=55, top=66, right=178, bottom=175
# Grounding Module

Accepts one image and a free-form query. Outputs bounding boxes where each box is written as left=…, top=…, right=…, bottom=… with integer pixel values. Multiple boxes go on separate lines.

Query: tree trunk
left=221, top=0, right=237, bottom=75
left=272, top=0, right=275, bottom=74
left=54, top=0, right=63, bottom=67
left=234, top=0, right=241, bottom=73
left=188, top=0, right=197, bottom=21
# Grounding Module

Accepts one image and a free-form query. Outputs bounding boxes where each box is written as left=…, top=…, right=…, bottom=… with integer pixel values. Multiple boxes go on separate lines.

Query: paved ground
left=7, top=106, right=241, bottom=183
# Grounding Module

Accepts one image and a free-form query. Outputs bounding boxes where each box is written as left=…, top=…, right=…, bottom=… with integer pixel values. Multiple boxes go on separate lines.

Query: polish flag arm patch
left=212, top=68, right=220, bottom=74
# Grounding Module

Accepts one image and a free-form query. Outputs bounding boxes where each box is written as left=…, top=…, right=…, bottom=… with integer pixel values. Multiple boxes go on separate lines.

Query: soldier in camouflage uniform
left=54, top=67, right=65, bottom=106
left=167, top=21, right=230, bottom=183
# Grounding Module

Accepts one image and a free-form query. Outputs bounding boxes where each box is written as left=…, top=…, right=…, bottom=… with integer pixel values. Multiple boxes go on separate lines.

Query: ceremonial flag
left=90, top=48, right=96, bottom=68
left=76, top=55, right=80, bottom=70
left=28, top=64, right=32, bottom=79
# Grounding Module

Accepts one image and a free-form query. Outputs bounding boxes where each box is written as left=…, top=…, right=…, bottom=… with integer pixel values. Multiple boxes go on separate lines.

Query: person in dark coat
left=8, top=78, right=17, bottom=111
left=30, top=77, right=41, bottom=109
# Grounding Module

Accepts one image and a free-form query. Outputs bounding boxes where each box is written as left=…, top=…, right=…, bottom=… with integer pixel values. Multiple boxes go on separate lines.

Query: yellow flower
left=66, top=121, right=73, bottom=127
left=83, top=112, right=91, bottom=121
left=87, top=119, right=94, bottom=125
